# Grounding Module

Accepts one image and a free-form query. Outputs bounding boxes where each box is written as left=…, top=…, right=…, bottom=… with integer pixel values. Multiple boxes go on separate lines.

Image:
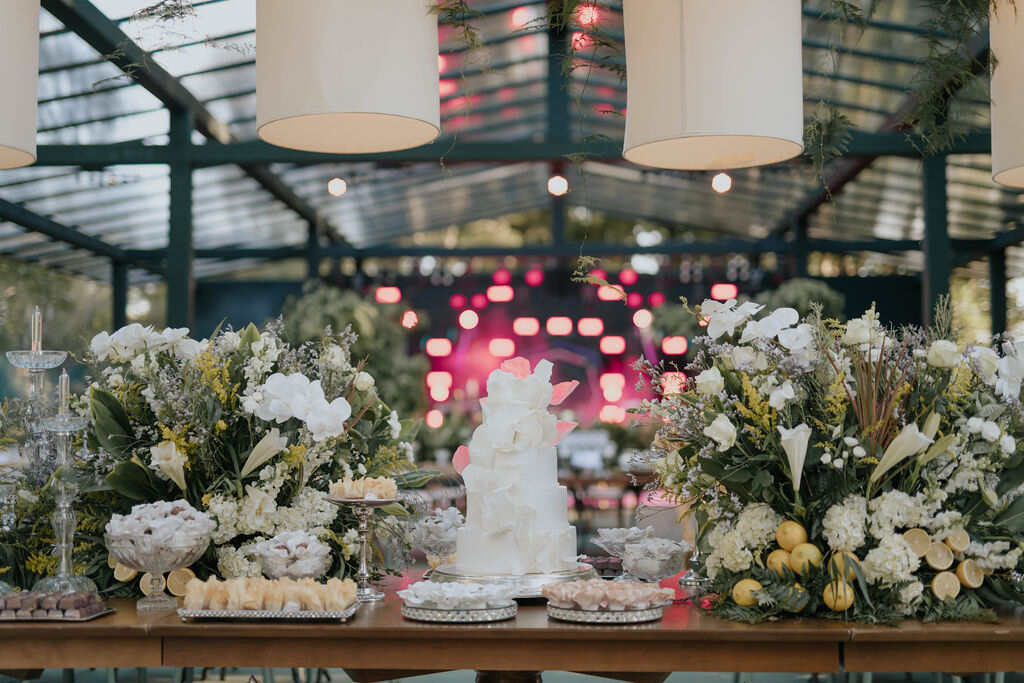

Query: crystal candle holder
left=328, top=497, right=397, bottom=602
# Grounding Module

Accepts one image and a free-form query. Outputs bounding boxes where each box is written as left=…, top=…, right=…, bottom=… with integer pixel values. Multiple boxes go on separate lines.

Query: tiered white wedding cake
left=456, top=358, right=578, bottom=575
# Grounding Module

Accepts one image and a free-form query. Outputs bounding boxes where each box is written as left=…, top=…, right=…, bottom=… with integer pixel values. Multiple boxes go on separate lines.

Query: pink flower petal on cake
left=550, top=380, right=579, bottom=406
left=553, top=421, right=578, bottom=444
left=453, top=445, right=470, bottom=474
left=500, top=356, right=532, bottom=379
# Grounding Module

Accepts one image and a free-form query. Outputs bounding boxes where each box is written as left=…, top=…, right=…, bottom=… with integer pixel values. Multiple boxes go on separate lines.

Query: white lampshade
left=622, top=0, right=804, bottom=170
left=991, top=0, right=1024, bottom=187
left=0, top=0, right=40, bottom=170
left=256, top=0, right=440, bottom=154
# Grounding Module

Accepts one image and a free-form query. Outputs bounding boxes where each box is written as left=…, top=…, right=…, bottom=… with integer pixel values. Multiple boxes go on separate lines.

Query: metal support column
left=990, top=248, right=1008, bottom=338
left=794, top=215, right=809, bottom=278
left=306, top=220, right=321, bottom=280
left=112, top=261, right=127, bottom=330
left=922, top=155, right=950, bottom=324
left=167, top=108, right=195, bottom=329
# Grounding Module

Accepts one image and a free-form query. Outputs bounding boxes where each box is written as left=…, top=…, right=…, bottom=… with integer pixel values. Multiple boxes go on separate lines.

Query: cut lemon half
left=902, top=528, right=932, bottom=557
left=731, top=578, right=763, bottom=607
left=931, top=571, right=961, bottom=600
left=776, top=521, right=808, bottom=551
left=766, top=549, right=791, bottom=576
left=944, top=528, right=970, bottom=554
left=140, top=573, right=166, bottom=596
left=926, top=541, right=954, bottom=570
left=167, top=568, right=196, bottom=596
left=955, top=559, right=984, bottom=589
left=112, top=563, right=138, bottom=582
left=106, top=553, right=118, bottom=569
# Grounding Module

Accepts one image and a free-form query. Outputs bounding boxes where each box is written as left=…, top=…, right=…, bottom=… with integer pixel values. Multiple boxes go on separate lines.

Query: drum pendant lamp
left=991, top=0, right=1024, bottom=187
left=0, top=0, right=40, bottom=170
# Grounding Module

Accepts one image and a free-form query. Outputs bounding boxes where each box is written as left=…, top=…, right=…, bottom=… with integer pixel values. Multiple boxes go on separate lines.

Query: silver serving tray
left=546, top=604, right=665, bottom=624
left=178, top=603, right=358, bottom=622
left=401, top=601, right=517, bottom=623
left=430, top=563, right=598, bottom=599
left=0, top=607, right=115, bottom=623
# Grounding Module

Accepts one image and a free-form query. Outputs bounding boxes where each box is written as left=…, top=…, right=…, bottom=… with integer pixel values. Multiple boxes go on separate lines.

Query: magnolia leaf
left=995, top=494, right=1024, bottom=533
left=90, top=389, right=133, bottom=458
left=393, top=468, right=439, bottom=489
left=378, top=502, right=409, bottom=517
left=106, top=460, right=159, bottom=501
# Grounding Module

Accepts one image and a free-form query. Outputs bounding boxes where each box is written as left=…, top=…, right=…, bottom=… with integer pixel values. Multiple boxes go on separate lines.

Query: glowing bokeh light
left=426, top=371, right=453, bottom=388
left=661, top=336, right=689, bottom=355
left=375, top=286, right=401, bottom=304
left=577, top=3, right=601, bottom=25
left=570, top=31, right=591, bottom=50
left=492, top=268, right=511, bottom=285
left=486, top=285, right=514, bottom=302
left=633, top=308, right=654, bottom=329
left=449, top=293, right=467, bottom=309
left=438, top=54, right=448, bottom=73
left=599, top=404, right=627, bottom=424
left=577, top=317, right=604, bottom=337
left=524, top=267, right=544, bottom=287
left=327, top=177, right=347, bottom=196
left=513, top=317, right=540, bottom=336
left=649, top=291, right=667, bottom=307
left=425, top=338, right=453, bottom=357
left=619, top=268, right=638, bottom=286
left=510, top=5, right=533, bottom=27
left=547, top=174, right=569, bottom=196
left=712, top=172, right=733, bottom=194
left=439, top=79, right=457, bottom=97
left=459, top=310, right=479, bottom=330
left=430, top=384, right=451, bottom=402
left=589, top=268, right=607, bottom=282
left=470, top=293, right=488, bottom=309
left=600, top=373, right=626, bottom=402
left=425, top=409, right=444, bottom=429
left=546, top=316, right=573, bottom=336
left=401, top=310, right=418, bottom=329
left=626, top=292, right=644, bottom=308
left=710, top=283, right=739, bottom=301
left=600, top=336, right=626, bottom=354
left=597, top=284, right=625, bottom=302
left=489, top=338, right=516, bottom=357
left=661, top=372, right=687, bottom=394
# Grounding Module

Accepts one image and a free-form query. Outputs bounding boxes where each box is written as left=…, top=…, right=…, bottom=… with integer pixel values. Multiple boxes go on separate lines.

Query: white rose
left=1000, top=434, right=1016, bottom=455
left=108, top=373, right=124, bottom=388
left=695, top=366, right=724, bottom=396
left=89, top=331, right=112, bottom=361
left=981, top=421, right=1001, bottom=443
left=842, top=318, right=871, bottom=346
left=354, top=371, right=375, bottom=392
left=927, top=340, right=960, bottom=368
left=997, top=354, right=1024, bottom=401
left=703, top=414, right=737, bottom=451
left=110, top=323, right=152, bottom=359
left=729, top=346, right=756, bottom=369
left=970, top=346, right=1000, bottom=384
left=220, top=331, right=241, bottom=352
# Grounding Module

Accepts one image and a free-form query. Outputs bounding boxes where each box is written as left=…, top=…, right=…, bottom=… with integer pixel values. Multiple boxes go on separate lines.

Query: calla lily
left=778, top=423, right=812, bottom=494
left=240, top=428, right=289, bottom=478
left=871, top=424, right=933, bottom=484
left=922, top=412, right=941, bottom=439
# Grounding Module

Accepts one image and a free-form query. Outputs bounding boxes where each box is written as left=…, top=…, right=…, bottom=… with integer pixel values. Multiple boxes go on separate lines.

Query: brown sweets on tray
left=0, top=591, right=108, bottom=621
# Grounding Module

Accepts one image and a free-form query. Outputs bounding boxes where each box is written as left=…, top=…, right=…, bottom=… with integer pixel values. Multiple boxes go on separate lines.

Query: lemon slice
left=140, top=573, right=166, bottom=596
left=944, top=528, right=970, bottom=554
left=167, top=568, right=196, bottom=597
left=931, top=571, right=961, bottom=600
left=823, top=581, right=855, bottom=611
left=956, top=559, right=984, bottom=589
left=902, top=528, right=932, bottom=557
left=113, top=562, right=138, bottom=582
left=926, top=541, right=954, bottom=570
left=106, top=553, right=118, bottom=569
left=766, top=549, right=791, bottom=576
left=789, top=543, right=823, bottom=574
left=776, top=521, right=808, bottom=551
left=731, top=578, right=763, bottom=606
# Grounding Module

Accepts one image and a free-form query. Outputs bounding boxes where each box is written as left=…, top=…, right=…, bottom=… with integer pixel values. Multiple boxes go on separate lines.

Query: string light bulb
left=327, top=177, right=348, bottom=196
left=711, top=172, right=732, bottom=194
left=547, top=174, right=569, bottom=196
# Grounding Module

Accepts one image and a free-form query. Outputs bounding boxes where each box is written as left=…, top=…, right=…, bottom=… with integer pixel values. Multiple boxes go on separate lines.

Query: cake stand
left=328, top=497, right=397, bottom=602
left=430, top=563, right=598, bottom=599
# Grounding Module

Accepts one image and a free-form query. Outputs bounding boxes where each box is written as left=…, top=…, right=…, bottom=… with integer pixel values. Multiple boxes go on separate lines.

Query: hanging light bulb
left=622, top=0, right=803, bottom=170
left=711, top=172, right=733, bottom=194
left=547, top=175, right=569, bottom=196
left=257, top=0, right=440, bottom=154
left=991, top=0, right=1024, bottom=187
left=327, top=178, right=347, bottom=196
left=0, top=0, right=40, bottom=169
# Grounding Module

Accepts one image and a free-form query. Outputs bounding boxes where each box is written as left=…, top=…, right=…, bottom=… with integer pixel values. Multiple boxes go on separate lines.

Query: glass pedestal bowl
left=621, top=538, right=690, bottom=582
left=106, top=533, right=209, bottom=613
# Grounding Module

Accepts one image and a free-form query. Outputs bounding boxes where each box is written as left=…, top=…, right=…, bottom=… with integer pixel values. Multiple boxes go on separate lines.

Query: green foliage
left=755, top=279, right=847, bottom=321
left=803, top=106, right=854, bottom=187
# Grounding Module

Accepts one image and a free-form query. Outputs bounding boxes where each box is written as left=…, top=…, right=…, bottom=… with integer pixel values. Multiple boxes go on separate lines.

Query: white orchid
left=739, top=307, right=798, bottom=344
left=778, top=323, right=815, bottom=351
left=970, top=346, right=1000, bottom=385
left=778, top=423, right=811, bottom=494
left=702, top=299, right=764, bottom=341
left=769, top=380, right=796, bottom=410
left=926, top=340, right=960, bottom=368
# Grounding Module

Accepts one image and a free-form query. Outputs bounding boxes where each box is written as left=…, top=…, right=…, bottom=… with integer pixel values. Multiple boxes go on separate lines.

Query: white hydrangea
left=861, top=533, right=920, bottom=587
left=968, top=540, right=1024, bottom=571
left=822, top=495, right=868, bottom=552
left=216, top=545, right=262, bottom=579
left=734, top=503, right=782, bottom=548
left=868, top=490, right=930, bottom=538
left=705, top=527, right=753, bottom=580
left=899, top=581, right=924, bottom=612
left=206, top=494, right=240, bottom=544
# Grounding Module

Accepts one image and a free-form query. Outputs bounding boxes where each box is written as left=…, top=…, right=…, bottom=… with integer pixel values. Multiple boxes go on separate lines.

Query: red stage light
left=577, top=317, right=604, bottom=337
left=425, top=338, right=452, bottom=357
left=626, top=292, right=644, bottom=308
left=486, top=285, right=514, bottom=303
left=459, top=310, right=479, bottom=330
left=426, top=409, right=444, bottom=429
left=576, top=3, right=600, bottom=26
left=492, top=268, right=511, bottom=285
left=662, top=336, right=688, bottom=355
left=439, top=79, right=457, bottom=97
left=589, top=268, right=607, bottom=282
left=426, top=371, right=453, bottom=388
left=430, top=384, right=451, bottom=402
left=513, top=317, right=540, bottom=336
left=489, top=338, right=516, bottom=358
left=599, top=405, right=626, bottom=424
left=449, top=294, right=467, bottom=309
left=600, top=336, right=626, bottom=354
left=662, top=372, right=687, bottom=395
left=546, top=316, right=573, bottom=336
left=600, top=373, right=626, bottom=402
left=619, top=268, right=638, bottom=286
left=649, top=292, right=667, bottom=308
left=470, top=293, right=488, bottom=309
left=597, top=285, right=625, bottom=302
left=524, top=267, right=544, bottom=287
left=633, top=309, right=653, bottom=329
left=711, top=283, right=739, bottom=301
left=401, top=310, right=418, bottom=329
left=375, top=286, right=401, bottom=304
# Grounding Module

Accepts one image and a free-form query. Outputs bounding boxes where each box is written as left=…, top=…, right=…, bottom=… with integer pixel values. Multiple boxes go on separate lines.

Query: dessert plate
left=430, top=563, right=598, bottom=599
left=178, top=603, right=358, bottom=622
left=400, top=601, right=517, bottom=623
left=0, top=607, right=115, bottom=623
left=546, top=603, right=666, bottom=624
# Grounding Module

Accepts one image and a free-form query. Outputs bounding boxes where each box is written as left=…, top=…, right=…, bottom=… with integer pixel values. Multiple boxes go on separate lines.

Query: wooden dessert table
left=3, top=596, right=1024, bottom=677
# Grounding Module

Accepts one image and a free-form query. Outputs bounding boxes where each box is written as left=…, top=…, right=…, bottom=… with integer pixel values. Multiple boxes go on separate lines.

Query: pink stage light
left=571, top=31, right=591, bottom=50
left=711, top=283, right=739, bottom=301
left=426, top=371, right=453, bottom=388
left=600, top=373, right=625, bottom=402
left=626, top=292, right=644, bottom=308
left=619, top=268, right=639, bottom=286
left=649, top=292, right=667, bottom=308
left=375, top=286, right=401, bottom=304
left=633, top=309, right=653, bottom=329
left=600, top=336, right=626, bottom=354
left=449, top=293, right=467, bottom=309
left=470, top=293, right=488, bottom=309
left=430, top=384, right=451, bottom=402
left=546, top=316, right=573, bottom=336
left=599, top=405, right=627, bottom=424
left=661, top=336, right=688, bottom=355
left=661, top=372, right=687, bottom=394
left=589, top=268, right=607, bottom=282
left=437, top=54, right=448, bottom=73
left=425, top=338, right=453, bottom=357
left=510, top=5, right=532, bottom=27
left=492, top=268, right=511, bottom=285
left=489, top=338, right=516, bottom=358
left=577, top=317, right=604, bottom=337
left=439, top=79, right=457, bottom=97
left=486, top=285, right=514, bottom=303
left=459, top=310, right=479, bottom=330
left=426, top=409, right=444, bottom=429
left=597, top=285, right=625, bottom=301
left=401, top=310, right=418, bottom=329
left=513, top=317, right=540, bottom=336
left=576, top=3, right=600, bottom=26
left=524, top=267, right=544, bottom=287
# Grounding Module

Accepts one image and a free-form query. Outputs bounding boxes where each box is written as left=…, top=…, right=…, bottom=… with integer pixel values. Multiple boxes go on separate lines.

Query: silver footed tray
left=0, top=607, right=115, bottom=623
left=430, top=563, right=598, bottom=599
left=546, top=603, right=667, bottom=624
left=401, top=601, right=517, bottom=623
left=178, top=602, right=358, bottom=622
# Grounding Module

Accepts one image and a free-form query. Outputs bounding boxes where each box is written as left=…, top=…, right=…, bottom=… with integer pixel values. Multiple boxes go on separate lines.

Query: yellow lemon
left=944, top=528, right=971, bottom=554
left=731, top=578, right=763, bottom=607
left=955, top=559, right=984, bottom=589
left=776, top=521, right=808, bottom=551
left=112, top=562, right=138, bottom=583
left=925, top=541, right=954, bottom=571
left=766, top=549, right=792, bottom=577
left=788, top=543, right=823, bottom=574
left=781, top=583, right=809, bottom=613
left=902, top=528, right=932, bottom=557
left=139, top=573, right=166, bottom=596
left=931, top=571, right=961, bottom=601
left=828, top=551, right=860, bottom=582
left=823, top=581, right=855, bottom=611
left=106, top=553, right=118, bottom=570
left=167, top=568, right=196, bottom=597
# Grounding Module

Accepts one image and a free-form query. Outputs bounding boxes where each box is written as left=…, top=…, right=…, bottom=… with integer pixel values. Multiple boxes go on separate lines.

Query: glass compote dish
left=106, top=533, right=210, bottom=613
left=592, top=526, right=655, bottom=579
left=412, top=506, right=463, bottom=573
left=329, top=497, right=397, bottom=602
left=620, top=537, right=690, bottom=583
